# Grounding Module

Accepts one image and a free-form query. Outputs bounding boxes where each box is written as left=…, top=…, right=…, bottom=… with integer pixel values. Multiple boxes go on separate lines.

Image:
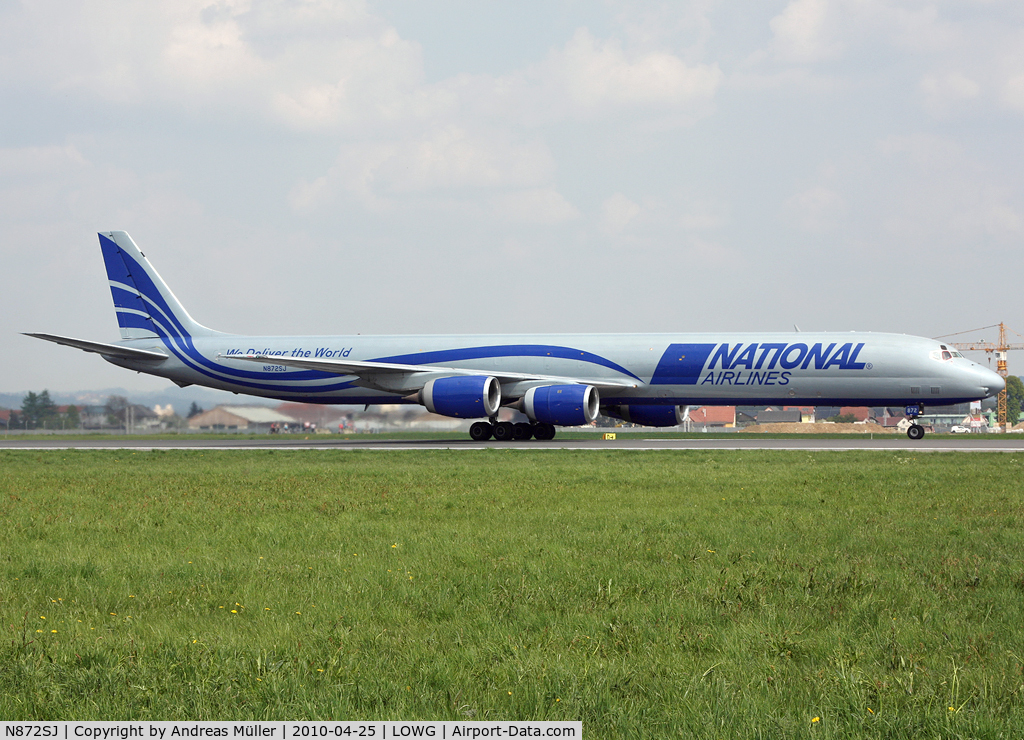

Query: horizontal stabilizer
left=25, top=333, right=168, bottom=361
left=220, top=353, right=638, bottom=389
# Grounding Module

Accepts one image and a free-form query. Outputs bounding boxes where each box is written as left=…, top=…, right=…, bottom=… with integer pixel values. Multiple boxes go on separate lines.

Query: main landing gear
left=469, top=420, right=557, bottom=441
left=905, top=404, right=925, bottom=440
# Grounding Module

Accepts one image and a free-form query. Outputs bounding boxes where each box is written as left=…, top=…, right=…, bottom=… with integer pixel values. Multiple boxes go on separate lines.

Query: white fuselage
left=107, top=330, right=1002, bottom=409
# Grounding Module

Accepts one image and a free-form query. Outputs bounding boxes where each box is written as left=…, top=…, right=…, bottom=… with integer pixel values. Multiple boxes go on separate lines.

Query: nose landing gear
left=905, top=404, right=925, bottom=440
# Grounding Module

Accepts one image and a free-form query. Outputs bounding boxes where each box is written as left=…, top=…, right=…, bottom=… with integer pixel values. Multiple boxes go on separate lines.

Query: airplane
left=26, top=231, right=1004, bottom=441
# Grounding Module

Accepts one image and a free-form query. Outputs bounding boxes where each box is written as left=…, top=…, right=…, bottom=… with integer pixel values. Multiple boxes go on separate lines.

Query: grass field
left=2, top=449, right=1023, bottom=737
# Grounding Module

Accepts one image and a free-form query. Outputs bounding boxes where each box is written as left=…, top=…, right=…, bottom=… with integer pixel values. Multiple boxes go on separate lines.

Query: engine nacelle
left=602, top=404, right=686, bottom=427
left=522, top=384, right=599, bottom=426
left=419, top=376, right=501, bottom=419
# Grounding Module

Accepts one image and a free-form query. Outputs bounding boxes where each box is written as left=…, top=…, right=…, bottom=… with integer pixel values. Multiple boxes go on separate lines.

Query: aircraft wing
left=221, top=353, right=638, bottom=389
left=25, top=333, right=169, bottom=361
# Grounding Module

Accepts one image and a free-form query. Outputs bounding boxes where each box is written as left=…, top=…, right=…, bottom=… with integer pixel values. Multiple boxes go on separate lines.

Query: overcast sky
left=3, top=0, right=1023, bottom=395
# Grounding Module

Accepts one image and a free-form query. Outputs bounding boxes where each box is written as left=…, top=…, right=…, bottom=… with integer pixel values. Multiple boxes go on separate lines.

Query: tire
left=532, top=422, right=556, bottom=441
left=469, top=421, right=493, bottom=441
left=907, top=424, right=925, bottom=440
left=513, top=422, right=533, bottom=440
left=492, top=421, right=515, bottom=441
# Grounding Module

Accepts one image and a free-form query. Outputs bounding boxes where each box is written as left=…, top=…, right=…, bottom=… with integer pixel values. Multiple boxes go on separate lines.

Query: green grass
left=1, top=450, right=1023, bottom=737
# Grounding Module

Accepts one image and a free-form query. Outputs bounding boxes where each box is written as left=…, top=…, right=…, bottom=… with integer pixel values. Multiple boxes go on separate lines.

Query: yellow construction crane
left=934, top=323, right=1024, bottom=431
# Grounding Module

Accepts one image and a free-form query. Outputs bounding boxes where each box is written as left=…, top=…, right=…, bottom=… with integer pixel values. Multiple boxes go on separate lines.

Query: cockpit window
left=930, top=349, right=963, bottom=361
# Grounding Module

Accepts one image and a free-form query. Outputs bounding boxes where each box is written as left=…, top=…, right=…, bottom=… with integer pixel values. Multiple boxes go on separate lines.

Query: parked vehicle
left=949, top=425, right=971, bottom=433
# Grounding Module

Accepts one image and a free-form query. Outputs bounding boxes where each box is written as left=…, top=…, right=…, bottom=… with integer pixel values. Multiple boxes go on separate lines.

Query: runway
left=2, top=435, right=1023, bottom=452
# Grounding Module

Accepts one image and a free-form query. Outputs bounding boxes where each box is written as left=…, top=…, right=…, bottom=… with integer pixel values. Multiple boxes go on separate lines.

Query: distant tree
left=21, top=391, right=39, bottom=428
left=21, top=390, right=59, bottom=428
left=187, top=402, right=204, bottom=419
left=37, top=390, right=59, bottom=428
left=64, top=404, right=81, bottom=430
left=1006, top=375, right=1024, bottom=427
left=106, top=395, right=129, bottom=427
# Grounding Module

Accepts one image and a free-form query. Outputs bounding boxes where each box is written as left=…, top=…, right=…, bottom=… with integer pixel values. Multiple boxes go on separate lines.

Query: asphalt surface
left=2, top=435, right=1023, bottom=452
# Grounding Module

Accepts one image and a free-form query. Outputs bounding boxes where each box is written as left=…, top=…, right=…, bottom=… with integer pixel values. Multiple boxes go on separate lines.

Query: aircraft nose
left=978, top=366, right=1005, bottom=398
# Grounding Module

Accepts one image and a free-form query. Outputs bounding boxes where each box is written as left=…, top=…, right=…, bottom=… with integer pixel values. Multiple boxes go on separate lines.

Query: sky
left=2, top=0, right=1023, bottom=395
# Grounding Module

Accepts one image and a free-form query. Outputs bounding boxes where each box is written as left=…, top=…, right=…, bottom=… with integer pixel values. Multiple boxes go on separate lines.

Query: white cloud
left=685, top=237, right=745, bottom=269
left=680, top=199, right=727, bottom=231
left=0, top=144, right=87, bottom=176
left=290, top=127, right=560, bottom=216
left=489, top=189, right=579, bottom=225
left=159, top=6, right=267, bottom=93
left=783, top=186, right=847, bottom=233
left=871, top=2, right=959, bottom=55
left=770, top=0, right=842, bottom=63
left=287, top=175, right=333, bottom=215
left=380, top=127, right=553, bottom=193
left=413, top=27, right=722, bottom=130
left=768, top=0, right=960, bottom=67
left=600, top=193, right=641, bottom=234
left=0, top=0, right=423, bottom=130
left=275, top=19, right=723, bottom=217
left=551, top=28, right=722, bottom=110
left=0, top=142, right=209, bottom=235
left=952, top=203, right=1022, bottom=238
left=265, top=26, right=425, bottom=130
left=607, top=0, right=717, bottom=50
left=1002, top=73, right=1024, bottom=114
left=919, top=72, right=980, bottom=117
left=877, top=132, right=961, bottom=166
left=1, top=1, right=726, bottom=139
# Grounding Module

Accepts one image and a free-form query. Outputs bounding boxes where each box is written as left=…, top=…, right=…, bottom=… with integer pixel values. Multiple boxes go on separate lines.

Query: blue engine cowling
left=522, top=385, right=599, bottom=426
left=602, top=404, right=685, bottom=427
left=420, top=376, right=501, bottom=419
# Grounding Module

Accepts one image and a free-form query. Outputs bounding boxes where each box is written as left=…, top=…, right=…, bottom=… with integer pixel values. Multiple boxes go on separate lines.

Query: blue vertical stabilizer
left=98, top=231, right=217, bottom=341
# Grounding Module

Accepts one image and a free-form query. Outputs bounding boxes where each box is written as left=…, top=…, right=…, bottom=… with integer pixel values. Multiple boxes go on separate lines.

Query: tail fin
left=99, top=231, right=219, bottom=341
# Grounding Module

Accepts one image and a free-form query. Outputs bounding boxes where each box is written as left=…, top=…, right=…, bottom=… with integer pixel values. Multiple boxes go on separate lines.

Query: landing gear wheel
left=492, top=421, right=515, bottom=442
left=532, top=422, right=556, bottom=441
left=469, top=421, right=493, bottom=441
left=907, top=424, right=925, bottom=441
left=513, top=422, right=534, bottom=440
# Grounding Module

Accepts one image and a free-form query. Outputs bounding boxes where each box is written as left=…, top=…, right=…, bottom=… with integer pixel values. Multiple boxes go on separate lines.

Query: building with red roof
left=686, top=406, right=736, bottom=428
left=838, top=407, right=872, bottom=422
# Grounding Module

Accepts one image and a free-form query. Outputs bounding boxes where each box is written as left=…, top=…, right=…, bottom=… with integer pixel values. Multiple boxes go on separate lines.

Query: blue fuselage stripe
left=373, top=345, right=642, bottom=382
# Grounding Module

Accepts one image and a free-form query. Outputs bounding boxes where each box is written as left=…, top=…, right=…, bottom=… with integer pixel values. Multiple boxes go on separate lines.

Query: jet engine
left=522, top=384, right=599, bottom=426
left=602, top=404, right=686, bottom=427
left=418, top=376, right=501, bottom=419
